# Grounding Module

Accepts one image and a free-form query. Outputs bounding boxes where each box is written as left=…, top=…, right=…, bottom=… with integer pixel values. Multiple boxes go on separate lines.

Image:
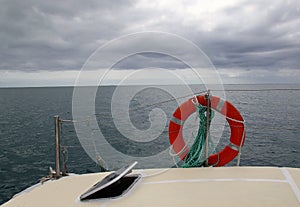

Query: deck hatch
left=80, top=161, right=140, bottom=201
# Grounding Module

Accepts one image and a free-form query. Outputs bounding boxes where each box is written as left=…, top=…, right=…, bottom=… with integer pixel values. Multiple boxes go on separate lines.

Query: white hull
left=2, top=167, right=300, bottom=207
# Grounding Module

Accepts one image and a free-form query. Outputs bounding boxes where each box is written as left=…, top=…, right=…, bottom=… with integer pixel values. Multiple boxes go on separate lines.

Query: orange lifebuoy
left=168, top=95, right=245, bottom=166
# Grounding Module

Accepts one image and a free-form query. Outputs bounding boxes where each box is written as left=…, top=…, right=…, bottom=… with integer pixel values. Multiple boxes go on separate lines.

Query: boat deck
left=2, top=167, right=300, bottom=207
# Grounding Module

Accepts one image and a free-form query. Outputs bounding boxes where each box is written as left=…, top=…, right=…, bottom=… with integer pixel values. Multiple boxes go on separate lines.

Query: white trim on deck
left=281, top=168, right=300, bottom=203
left=143, top=178, right=288, bottom=185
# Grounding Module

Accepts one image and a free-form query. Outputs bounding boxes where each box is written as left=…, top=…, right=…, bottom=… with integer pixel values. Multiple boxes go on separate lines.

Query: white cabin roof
left=2, top=167, right=300, bottom=207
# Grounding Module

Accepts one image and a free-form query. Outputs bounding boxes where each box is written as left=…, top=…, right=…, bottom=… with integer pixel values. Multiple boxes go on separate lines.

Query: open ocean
left=0, top=84, right=300, bottom=204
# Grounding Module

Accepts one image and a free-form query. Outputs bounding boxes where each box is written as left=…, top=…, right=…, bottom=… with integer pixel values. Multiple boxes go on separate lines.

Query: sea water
left=0, top=84, right=299, bottom=204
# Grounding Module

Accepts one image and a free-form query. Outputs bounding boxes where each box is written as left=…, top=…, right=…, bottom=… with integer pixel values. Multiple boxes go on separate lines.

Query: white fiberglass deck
left=2, top=167, right=300, bottom=207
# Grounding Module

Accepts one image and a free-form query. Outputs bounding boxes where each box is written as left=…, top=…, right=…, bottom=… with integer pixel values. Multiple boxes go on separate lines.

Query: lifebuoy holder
left=168, top=95, right=245, bottom=166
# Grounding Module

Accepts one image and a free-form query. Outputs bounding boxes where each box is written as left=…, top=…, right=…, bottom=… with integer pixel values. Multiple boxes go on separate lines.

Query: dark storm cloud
left=0, top=0, right=135, bottom=71
left=0, top=0, right=299, bottom=73
left=196, top=0, right=300, bottom=70
left=113, top=53, right=188, bottom=69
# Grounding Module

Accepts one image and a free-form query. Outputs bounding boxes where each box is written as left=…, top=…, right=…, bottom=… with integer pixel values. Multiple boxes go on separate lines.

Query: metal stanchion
left=54, top=115, right=61, bottom=178
left=205, top=90, right=211, bottom=166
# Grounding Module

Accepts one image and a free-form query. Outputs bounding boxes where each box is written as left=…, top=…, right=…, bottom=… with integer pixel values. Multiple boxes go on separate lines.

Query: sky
left=0, top=0, right=299, bottom=87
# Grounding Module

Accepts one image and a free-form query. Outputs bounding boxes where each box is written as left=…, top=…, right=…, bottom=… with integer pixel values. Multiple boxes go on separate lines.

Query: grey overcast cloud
left=0, top=0, right=299, bottom=86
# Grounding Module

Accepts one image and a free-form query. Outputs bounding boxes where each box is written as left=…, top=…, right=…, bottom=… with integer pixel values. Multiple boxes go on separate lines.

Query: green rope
left=181, top=103, right=214, bottom=168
